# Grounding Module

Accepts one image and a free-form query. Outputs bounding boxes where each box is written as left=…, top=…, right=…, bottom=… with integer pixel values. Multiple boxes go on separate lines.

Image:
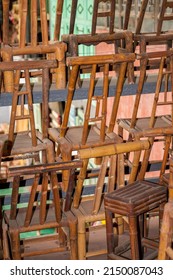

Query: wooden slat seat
left=104, top=180, right=167, bottom=260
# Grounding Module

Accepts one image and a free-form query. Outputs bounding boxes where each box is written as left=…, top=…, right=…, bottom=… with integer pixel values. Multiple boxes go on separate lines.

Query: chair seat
left=4, top=206, right=77, bottom=233
left=0, top=131, right=46, bottom=157
left=118, top=115, right=172, bottom=133
left=48, top=125, right=122, bottom=150
left=104, top=180, right=168, bottom=216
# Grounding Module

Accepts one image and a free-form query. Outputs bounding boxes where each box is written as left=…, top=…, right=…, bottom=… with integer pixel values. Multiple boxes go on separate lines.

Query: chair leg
left=68, top=220, right=78, bottom=260
left=2, top=220, right=11, bottom=259
left=128, top=215, right=140, bottom=259
left=73, top=159, right=89, bottom=208
left=117, top=154, right=125, bottom=234
left=158, top=202, right=173, bottom=260
left=77, top=218, right=86, bottom=260
left=105, top=208, right=116, bottom=256
left=60, top=141, right=73, bottom=192
left=9, top=223, right=21, bottom=260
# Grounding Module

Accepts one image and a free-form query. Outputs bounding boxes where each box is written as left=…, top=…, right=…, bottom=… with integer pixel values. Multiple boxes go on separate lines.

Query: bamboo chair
left=91, top=0, right=116, bottom=35
left=134, top=0, right=173, bottom=69
left=71, top=139, right=151, bottom=260
left=158, top=201, right=173, bottom=260
left=0, top=59, right=57, bottom=166
left=131, top=126, right=173, bottom=185
left=2, top=0, right=10, bottom=45
left=157, top=0, right=173, bottom=36
left=48, top=53, right=136, bottom=192
left=158, top=152, right=173, bottom=260
left=60, top=0, right=116, bottom=37
left=62, top=31, right=134, bottom=84
left=1, top=0, right=66, bottom=91
left=2, top=159, right=82, bottom=260
left=123, top=0, right=173, bottom=66
left=61, top=1, right=133, bottom=84
left=118, top=50, right=173, bottom=142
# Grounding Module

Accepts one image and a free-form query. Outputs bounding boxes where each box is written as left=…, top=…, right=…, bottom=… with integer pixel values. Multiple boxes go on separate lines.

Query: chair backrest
left=19, top=0, right=49, bottom=47
left=91, top=0, right=116, bottom=35
left=60, top=53, right=135, bottom=147
left=132, top=126, right=173, bottom=182
left=62, top=31, right=134, bottom=83
left=77, top=139, right=151, bottom=214
left=128, top=50, right=173, bottom=132
left=54, top=0, right=65, bottom=40
left=0, top=59, right=57, bottom=149
left=2, top=0, right=10, bottom=44
left=5, top=160, right=82, bottom=227
left=158, top=151, right=173, bottom=259
left=157, top=0, right=173, bottom=35
left=2, top=0, right=49, bottom=46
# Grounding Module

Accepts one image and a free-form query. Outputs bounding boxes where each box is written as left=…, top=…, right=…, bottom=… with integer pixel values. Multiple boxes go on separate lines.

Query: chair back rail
left=6, top=160, right=82, bottom=227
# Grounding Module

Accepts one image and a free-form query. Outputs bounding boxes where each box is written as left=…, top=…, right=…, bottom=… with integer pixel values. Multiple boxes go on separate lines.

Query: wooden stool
left=104, top=181, right=167, bottom=260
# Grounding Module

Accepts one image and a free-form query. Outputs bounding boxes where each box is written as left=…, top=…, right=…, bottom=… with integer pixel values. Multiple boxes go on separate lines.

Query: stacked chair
left=1, top=0, right=67, bottom=91
left=72, top=139, right=152, bottom=260
left=1, top=0, right=173, bottom=261
left=48, top=52, right=135, bottom=192
left=2, top=158, right=82, bottom=259
left=158, top=151, right=173, bottom=260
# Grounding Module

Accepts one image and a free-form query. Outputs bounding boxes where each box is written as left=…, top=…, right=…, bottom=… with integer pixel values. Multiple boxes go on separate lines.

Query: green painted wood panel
left=49, top=0, right=94, bottom=55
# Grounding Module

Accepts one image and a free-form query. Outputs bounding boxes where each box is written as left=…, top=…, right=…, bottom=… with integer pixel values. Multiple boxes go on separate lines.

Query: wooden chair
left=157, top=0, right=173, bottom=35
left=91, top=0, right=116, bottom=35
left=123, top=0, right=173, bottom=35
left=2, top=159, right=82, bottom=260
left=62, top=31, right=134, bottom=84
left=118, top=50, right=173, bottom=142
left=48, top=53, right=135, bottom=191
left=60, top=0, right=116, bottom=37
left=0, top=59, right=57, bottom=166
left=1, top=0, right=67, bottom=91
left=158, top=152, right=173, bottom=260
left=158, top=201, right=173, bottom=260
left=71, top=139, right=151, bottom=259
left=131, top=126, right=173, bottom=183
left=123, top=0, right=173, bottom=66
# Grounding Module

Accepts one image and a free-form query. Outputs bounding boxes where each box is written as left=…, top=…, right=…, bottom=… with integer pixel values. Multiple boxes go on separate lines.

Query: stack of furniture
left=1, top=0, right=173, bottom=260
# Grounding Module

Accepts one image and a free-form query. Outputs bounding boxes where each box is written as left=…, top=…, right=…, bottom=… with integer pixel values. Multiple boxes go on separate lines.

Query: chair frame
left=71, top=139, right=150, bottom=260
left=2, top=159, right=83, bottom=260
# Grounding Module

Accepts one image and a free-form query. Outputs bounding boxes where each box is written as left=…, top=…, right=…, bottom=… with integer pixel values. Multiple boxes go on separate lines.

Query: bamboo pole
left=78, top=140, right=150, bottom=160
